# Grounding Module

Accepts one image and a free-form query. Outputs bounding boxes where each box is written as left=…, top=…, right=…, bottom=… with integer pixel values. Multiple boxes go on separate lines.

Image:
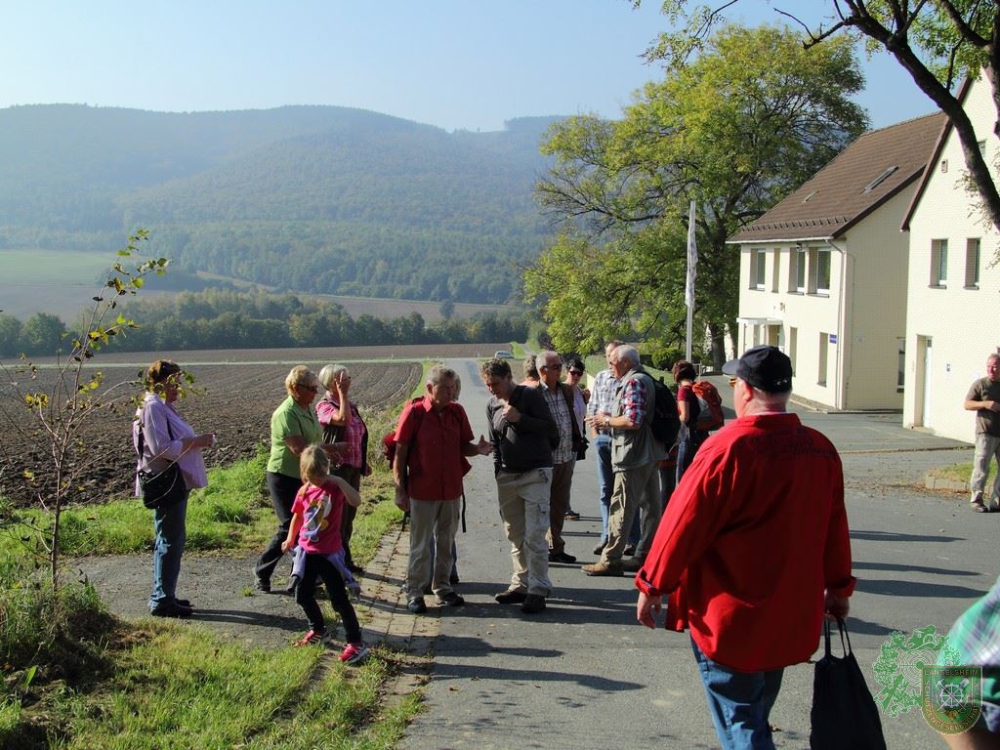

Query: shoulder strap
left=560, top=384, right=582, bottom=444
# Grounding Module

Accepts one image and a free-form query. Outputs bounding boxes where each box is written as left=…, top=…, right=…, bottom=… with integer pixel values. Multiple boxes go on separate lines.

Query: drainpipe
left=826, top=239, right=849, bottom=411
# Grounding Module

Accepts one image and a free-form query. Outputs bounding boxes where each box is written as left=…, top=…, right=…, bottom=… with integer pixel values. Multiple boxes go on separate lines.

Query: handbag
left=138, top=463, right=186, bottom=510
left=810, top=618, right=887, bottom=750
left=136, top=407, right=187, bottom=510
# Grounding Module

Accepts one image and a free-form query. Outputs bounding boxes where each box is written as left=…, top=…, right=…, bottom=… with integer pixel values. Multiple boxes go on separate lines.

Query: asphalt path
left=392, top=362, right=991, bottom=750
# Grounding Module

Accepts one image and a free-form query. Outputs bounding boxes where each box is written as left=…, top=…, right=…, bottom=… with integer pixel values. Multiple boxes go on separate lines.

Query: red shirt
left=636, top=412, right=855, bottom=672
left=396, top=396, right=474, bottom=502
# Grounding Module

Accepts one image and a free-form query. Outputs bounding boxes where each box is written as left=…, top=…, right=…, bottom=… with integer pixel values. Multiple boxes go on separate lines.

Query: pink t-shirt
left=292, top=479, right=347, bottom=555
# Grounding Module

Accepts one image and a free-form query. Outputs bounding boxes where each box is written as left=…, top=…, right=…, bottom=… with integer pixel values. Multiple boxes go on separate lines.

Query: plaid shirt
left=541, top=384, right=575, bottom=465
left=316, top=396, right=365, bottom=468
left=587, top=369, right=619, bottom=419
left=616, top=373, right=648, bottom=426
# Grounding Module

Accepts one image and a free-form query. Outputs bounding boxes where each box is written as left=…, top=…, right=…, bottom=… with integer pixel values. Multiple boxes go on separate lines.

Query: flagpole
left=685, top=199, right=697, bottom=362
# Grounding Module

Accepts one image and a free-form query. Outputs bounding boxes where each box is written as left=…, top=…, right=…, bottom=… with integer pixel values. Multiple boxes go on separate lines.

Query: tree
left=21, top=313, right=67, bottom=356
left=0, top=231, right=167, bottom=590
left=639, top=0, right=1000, bottom=242
left=526, top=23, right=867, bottom=365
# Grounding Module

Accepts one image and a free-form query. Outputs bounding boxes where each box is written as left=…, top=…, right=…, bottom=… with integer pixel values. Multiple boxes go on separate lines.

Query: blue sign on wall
left=829, top=333, right=838, bottom=344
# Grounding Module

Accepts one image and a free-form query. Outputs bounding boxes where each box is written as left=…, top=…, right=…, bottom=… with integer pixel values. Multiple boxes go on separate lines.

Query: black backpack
left=649, top=376, right=680, bottom=447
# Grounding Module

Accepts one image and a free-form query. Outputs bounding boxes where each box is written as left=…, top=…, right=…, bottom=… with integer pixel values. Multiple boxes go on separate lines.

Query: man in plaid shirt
left=583, top=344, right=663, bottom=576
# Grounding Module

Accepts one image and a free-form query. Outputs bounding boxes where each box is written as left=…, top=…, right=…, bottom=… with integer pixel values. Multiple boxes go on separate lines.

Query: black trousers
left=255, top=471, right=300, bottom=581
left=295, top=553, right=362, bottom=643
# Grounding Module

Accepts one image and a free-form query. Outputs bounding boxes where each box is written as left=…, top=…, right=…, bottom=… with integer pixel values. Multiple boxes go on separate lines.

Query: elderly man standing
left=582, top=344, right=663, bottom=577
left=394, top=365, right=490, bottom=615
left=481, top=357, right=559, bottom=615
left=586, top=340, right=639, bottom=555
left=635, top=345, right=855, bottom=750
left=537, top=350, right=580, bottom=564
left=964, top=353, right=1000, bottom=513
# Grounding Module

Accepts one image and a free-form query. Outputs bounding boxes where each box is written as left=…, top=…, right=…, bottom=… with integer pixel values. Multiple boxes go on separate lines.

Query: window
left=966, top=238, right=981, bottom=288
left=815, top=249, right=831, bottom=294
left=863, top=166, right=898, bottom=193
left=751, top=248, right=766, bottom=290
left=941, top=159, right=949, bottom=173
left=930, top=239, right=948, bottom=286
left=788, top=246, right=806, bottom=292
left=818, top=332, right=828, bottom=387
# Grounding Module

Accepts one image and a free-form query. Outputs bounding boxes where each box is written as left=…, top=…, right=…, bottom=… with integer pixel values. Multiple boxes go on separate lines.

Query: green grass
left=0, top=249, right=111, bottom=285
left=1, top=436, right=420, bottom=748
left=927, top=462, right=989, bottom=487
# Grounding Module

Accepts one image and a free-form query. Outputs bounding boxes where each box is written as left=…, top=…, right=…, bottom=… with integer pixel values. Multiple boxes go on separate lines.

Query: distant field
left=0, top=251, right=517, bottom=323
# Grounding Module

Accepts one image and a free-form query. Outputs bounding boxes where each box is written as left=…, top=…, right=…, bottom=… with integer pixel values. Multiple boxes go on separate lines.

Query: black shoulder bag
left=136, top=409, right=187, bottom=510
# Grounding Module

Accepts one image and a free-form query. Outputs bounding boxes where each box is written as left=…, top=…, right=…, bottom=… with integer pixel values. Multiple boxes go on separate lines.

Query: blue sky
left=1, top=1, right=933, bottom=132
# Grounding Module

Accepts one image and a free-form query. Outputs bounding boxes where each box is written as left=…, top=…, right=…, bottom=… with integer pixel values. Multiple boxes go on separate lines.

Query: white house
left=902, top=73, right=1000, bottom=442
left=728, top=112, right=944, bottom=410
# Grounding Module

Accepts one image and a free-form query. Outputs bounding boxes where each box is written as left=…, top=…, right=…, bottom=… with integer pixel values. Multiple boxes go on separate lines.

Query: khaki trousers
left=601, top=459, right=661, bottom=564
left=497, top=467, right=553, bottom=596
left=406, top=497, right=460, bottom=598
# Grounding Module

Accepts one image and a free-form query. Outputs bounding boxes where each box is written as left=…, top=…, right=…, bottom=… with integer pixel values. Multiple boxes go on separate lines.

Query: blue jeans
left=691, top=637, right=784, bottom=750
left=149, top=492, right=189, bottom=611
left=595, top=434, right=639, bottom=545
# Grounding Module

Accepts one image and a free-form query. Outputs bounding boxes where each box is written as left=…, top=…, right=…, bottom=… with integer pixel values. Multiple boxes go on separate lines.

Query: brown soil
left=0, top=342, right=506, bottom=507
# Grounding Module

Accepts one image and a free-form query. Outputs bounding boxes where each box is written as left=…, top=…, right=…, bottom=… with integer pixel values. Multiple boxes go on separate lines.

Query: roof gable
left=729, top=111, right=945, bottom=243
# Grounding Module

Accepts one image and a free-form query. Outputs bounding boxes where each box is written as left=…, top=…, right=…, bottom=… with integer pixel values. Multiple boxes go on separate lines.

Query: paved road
left=395, top=363, right=987, bottom=750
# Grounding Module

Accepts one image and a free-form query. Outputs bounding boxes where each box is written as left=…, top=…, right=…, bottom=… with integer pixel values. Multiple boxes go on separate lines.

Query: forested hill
left=0, top=104, right=561, bottom=304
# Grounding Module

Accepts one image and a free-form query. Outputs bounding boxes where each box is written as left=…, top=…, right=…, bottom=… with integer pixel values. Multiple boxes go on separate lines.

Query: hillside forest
left=0, top=105, right=557, bottom=305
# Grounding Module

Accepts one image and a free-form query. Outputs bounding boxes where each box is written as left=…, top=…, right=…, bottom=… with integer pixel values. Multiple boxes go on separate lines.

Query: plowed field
left=0, top=343, right=505, bottom=507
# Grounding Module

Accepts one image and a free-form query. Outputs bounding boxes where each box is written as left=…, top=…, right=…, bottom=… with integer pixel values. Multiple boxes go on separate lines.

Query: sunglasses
left=569, top=369, right=584, bottom=377
left=299, top=384, right=319, bottom=393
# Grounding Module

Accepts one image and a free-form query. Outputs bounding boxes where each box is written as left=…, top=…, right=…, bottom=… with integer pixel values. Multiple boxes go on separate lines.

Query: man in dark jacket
left=481, top=357, right=559, bottom=615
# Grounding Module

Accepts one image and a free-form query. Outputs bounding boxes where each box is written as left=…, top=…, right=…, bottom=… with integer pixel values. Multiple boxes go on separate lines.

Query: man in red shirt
left=394, top=366, right=490, bottom=614
left=635, top=345, right=855, bottom=750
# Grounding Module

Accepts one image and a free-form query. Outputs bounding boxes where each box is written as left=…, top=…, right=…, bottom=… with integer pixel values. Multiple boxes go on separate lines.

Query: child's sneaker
left=294, top=628, right=327, bottom=647
left=339, top=641, right=370, bottom=665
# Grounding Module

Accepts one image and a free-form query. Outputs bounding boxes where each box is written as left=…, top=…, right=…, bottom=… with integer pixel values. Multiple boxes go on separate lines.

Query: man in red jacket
left=635, top=345, right=855, bottom=750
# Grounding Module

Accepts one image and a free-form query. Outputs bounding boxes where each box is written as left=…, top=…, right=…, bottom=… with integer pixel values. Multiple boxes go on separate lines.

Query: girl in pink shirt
left=281, top=446, right=368, bottom=664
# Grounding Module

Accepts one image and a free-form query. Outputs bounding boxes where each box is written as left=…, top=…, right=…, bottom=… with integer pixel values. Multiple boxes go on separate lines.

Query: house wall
left=905, top=76, right=999, bottom=443
left=736, top=190, right=912, bottom=410
left=839, top=188, right=913, bottom=410
left=737, top=242, right=844, bottom=408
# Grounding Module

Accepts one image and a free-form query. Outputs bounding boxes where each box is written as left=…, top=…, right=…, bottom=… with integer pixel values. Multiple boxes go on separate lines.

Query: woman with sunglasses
left=254, top=365, right=339, bottom=593
left=563, top=357, right=589, bottom=520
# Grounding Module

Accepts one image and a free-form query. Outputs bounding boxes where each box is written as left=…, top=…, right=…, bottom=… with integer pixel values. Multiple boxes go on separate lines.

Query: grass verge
left=927, top=462, right=988, bottom=488
left=2, top=413, right=417, bottom=747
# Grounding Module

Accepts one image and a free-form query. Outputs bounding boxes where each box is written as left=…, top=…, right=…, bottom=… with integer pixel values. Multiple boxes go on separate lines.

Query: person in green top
left=255, top=366, right=339, bottom=593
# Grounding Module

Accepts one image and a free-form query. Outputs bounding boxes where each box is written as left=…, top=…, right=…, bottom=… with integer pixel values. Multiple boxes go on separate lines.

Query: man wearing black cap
left=634, top=345, right=855, bottom=750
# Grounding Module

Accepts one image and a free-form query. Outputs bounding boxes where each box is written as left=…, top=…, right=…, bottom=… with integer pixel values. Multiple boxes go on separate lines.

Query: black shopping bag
left=810, top=618, right=887, bottom=750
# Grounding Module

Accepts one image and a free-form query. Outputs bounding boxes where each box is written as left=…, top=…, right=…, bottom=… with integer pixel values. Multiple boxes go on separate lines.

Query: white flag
left=685, top=200, right=697, bottom=308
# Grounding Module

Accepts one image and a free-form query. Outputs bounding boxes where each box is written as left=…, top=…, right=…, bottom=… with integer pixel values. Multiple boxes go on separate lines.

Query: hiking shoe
left=565, top=508, right=581, bottom=520
left=254, top=575, right=271, bottom=593
left=494, top=589, right=528, bottom=604
left=549, top=550, right=577, bottom=564
left=593, top=540, right=606, bottom=556
left=150, top=601, right=193, bottom=618
left=521, top=594, right=546, bottom=614
left=582, top=561, right=623, bottom=577
left=437, top=591, right=465, bottom=607
left=407, top=596, right=427, bottom=614
left=622, top=557, right=645, bottom=572
left=340, top=642, right=370, bottom=666
left=971, top=500, right=990, bottom=513
left=623, top=545, right=636, bottom=557
left=294, top=629, right=327, bottom=647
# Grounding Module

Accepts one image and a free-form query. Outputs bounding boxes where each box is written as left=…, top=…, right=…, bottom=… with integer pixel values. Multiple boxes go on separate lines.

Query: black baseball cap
left=722, top=345, right=793, bottom=393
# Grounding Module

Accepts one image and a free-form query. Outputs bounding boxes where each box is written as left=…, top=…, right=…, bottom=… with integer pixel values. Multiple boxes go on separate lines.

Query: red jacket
left=636, top=412, right=855, bottom=672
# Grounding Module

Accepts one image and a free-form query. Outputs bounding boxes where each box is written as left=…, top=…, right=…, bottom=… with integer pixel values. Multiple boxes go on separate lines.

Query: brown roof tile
left=729, top=111, right=946, bottom=243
